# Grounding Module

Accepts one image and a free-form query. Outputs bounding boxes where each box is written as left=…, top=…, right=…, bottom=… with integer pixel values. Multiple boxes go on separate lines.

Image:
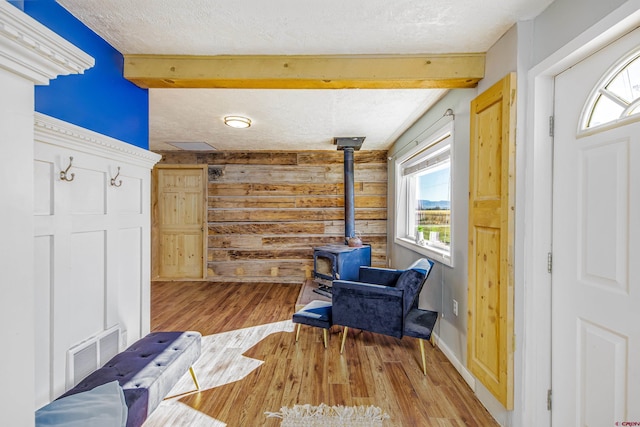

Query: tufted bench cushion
left=292, top=300, right=333, bottom=348
left=293, top=300, right=332, bottom=330
left=59, top=331, right=201, bottom=427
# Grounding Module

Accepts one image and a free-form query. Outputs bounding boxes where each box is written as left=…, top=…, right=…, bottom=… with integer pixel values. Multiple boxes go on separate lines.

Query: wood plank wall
left=156, top=151, right=388, bottom=283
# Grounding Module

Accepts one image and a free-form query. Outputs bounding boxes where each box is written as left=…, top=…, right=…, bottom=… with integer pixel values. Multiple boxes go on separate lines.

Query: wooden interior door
left=152, top=165, right=207, bottom=280
left=467, top=73, right=516, bottom=409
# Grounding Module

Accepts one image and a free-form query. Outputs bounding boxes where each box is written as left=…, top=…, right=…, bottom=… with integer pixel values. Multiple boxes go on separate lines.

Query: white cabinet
left=33, top=113, right=160, bottom=405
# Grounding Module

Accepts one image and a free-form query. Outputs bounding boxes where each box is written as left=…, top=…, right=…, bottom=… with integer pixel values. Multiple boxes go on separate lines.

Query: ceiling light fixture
left=224, top=115, right=251, bottom=129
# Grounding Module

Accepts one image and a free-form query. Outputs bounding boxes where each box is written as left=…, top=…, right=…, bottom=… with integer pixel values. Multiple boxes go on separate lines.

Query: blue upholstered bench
left=55, top=331, right=202, bottom=427
left=292, top=300, right=332, bottom=348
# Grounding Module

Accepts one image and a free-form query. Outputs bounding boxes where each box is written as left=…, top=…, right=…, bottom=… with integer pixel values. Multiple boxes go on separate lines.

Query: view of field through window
left=415, top=163, right=451, bottom=247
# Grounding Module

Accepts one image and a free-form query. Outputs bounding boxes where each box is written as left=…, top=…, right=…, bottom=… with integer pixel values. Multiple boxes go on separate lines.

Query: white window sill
left=395, top=237, right=453, bottom=267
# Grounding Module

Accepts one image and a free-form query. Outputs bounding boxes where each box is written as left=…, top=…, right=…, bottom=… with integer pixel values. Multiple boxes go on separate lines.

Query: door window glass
left=582, top=50, right=640, bottom=131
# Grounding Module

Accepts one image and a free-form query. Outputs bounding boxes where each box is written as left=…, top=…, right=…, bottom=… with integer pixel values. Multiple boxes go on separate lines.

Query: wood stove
left=311, top=136, right=371, bottom=297
left=313, top=244, right=371, bottom=294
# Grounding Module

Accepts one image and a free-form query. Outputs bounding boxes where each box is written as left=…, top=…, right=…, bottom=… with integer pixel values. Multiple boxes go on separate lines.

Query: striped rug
left=266, top=403, right=389, bottom=427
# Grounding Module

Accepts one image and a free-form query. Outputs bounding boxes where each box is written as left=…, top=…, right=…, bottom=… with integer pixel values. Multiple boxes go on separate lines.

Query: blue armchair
left=331, top=258, right=437, bottom=375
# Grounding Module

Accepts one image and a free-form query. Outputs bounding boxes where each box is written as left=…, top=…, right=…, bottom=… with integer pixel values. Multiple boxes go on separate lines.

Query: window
left=581, top=48, right=640, bottom=132
left=395, top=121, right=453, bottom=266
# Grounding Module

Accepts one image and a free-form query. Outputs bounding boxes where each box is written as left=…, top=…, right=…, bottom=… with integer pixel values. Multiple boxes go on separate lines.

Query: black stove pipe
left=343, top=147, right=355, bottom=244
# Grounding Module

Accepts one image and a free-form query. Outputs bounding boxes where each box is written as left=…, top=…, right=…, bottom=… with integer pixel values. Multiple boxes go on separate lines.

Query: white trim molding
left=0, top=1, right=93, bottom=84
left=432, top=332, right=476, bottom=388
left=34, top=113, right=162, bottom=168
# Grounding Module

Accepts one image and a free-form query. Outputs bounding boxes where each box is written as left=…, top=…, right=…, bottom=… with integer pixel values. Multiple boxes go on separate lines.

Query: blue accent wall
left=18, top=0, right=149, bottom=149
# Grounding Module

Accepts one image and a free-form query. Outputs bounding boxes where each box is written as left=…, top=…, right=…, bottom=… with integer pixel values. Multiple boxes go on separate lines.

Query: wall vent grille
left=66, top=325, right=120, bottom=389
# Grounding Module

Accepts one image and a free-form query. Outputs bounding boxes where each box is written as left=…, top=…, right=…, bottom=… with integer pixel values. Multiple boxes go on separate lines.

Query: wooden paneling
left=157, top=151, right=388, bottom=283
left=467, top=73, right=516, bottom=409
left=208, top=208, right=386, bottom=222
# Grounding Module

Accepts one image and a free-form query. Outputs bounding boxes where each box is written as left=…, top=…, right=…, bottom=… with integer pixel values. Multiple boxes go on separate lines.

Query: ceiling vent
left=166, top=141, right=217, bottom=151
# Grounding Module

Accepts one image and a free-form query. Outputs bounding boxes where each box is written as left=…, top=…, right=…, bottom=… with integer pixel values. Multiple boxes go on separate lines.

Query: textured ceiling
left=150, top=88, right=447, bottom=151
left=57, top=0, right=554, bottom=151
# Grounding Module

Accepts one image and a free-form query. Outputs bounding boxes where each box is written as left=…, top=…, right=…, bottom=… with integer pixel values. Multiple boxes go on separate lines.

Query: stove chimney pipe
left=333, top=137, right=365, bottom=245
left=343, top=147, right=355, bottom=243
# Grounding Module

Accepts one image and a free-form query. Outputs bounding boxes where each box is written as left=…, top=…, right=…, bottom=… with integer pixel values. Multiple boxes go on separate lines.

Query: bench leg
left=189, top=366, right=200, bottom=391
left=295, top=323, right=301, bottom=342
left=419, top=339, right=427, bottom=376
left=340, top=327, right=349, bottom=354
left=322, top=329, right=328, bottom=348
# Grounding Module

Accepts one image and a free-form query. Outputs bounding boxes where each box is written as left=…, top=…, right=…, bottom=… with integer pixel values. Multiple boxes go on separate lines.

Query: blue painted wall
left=17, top=0, right=149, bottom=149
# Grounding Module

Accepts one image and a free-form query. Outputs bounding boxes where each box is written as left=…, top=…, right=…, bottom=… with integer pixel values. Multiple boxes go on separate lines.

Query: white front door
left=552, top=28, right=640, bottom=426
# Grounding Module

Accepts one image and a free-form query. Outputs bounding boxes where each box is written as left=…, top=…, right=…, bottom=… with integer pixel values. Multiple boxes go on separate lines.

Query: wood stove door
left=313, top=251, right=337, bottom=284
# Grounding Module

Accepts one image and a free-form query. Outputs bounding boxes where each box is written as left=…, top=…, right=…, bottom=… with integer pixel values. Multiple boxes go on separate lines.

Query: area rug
left=265, top=403, right=390, bottom=426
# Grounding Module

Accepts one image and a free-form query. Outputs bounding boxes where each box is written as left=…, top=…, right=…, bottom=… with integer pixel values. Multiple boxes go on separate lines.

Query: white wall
left=478, top=24, right=518, bottom=93
left=519, top=1, right=640, bottom=427
left=0, top=62, right=37, bottom=427
left=388, top=22, right=523, bottom=427
left=0, top=2, right=93, bottom=424
left=531, top=0, right=628, bottom=65
left=482, top=1, right=640, bottom=425
left=33, top=114, right=160, bottom=404
left=474, top=23, right=532, bottom=427
left=0, top=3, right=161, bottom=423
left=389, top=1, right=640, bottom=420
left=387, top=88, right=476, bottom=375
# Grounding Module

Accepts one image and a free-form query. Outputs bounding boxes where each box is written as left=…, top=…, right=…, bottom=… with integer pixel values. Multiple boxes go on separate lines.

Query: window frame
left=579, top=47, right=640, bottom=136
left=394, top=120, right=454, bottom=267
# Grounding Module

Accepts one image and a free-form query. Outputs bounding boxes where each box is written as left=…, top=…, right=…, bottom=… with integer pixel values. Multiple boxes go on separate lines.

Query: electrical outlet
left=453, top=299, right=459, bottom=316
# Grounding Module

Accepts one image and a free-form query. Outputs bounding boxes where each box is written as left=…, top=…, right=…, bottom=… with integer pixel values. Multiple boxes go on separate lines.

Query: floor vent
left=67, top=325, right=120, bottom=389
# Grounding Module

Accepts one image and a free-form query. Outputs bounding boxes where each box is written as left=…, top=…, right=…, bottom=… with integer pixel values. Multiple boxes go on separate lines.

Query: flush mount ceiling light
left=223, top=115, right=251, bottom=129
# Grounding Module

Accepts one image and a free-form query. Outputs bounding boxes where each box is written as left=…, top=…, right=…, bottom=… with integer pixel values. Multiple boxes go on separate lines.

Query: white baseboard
left=432, top=332, right=476, bottom=390
left=433, top=333, right=507, bottom=426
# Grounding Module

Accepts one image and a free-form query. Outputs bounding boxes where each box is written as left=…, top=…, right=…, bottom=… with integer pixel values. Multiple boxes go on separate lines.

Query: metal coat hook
left=60, top=156, right=75, bottom=182
left=110, top=166, right=122, bottom=187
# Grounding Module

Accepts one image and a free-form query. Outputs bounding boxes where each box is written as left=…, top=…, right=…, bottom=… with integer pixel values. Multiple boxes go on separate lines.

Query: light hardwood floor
left=145, top=281, right=499, bottom=427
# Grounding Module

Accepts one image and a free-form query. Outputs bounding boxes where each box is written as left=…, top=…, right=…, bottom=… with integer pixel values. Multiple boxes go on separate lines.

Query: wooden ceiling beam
left=123, top=54, right=485, bottom=89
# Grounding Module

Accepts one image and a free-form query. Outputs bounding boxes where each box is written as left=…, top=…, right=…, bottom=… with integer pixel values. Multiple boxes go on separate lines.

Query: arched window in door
left=581, top=48, right=640, bottom=133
